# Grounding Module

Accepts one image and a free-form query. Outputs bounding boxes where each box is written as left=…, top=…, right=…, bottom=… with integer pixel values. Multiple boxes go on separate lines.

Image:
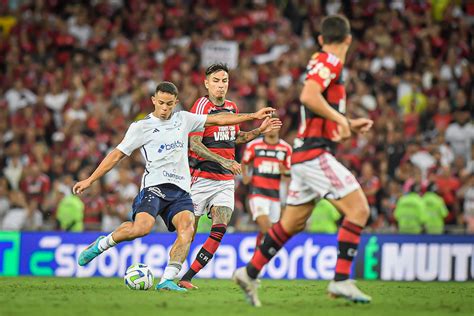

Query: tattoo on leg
left=211, top=206, right=233, bottom=225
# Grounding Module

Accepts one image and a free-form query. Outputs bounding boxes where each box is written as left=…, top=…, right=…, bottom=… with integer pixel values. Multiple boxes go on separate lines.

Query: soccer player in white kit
left=73, top=82, right=279, bottom=291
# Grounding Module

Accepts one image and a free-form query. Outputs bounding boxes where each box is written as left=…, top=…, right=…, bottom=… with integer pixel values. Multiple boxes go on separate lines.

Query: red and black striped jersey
left=242, top=138, right=292, bottom=201
left=292, top=51, right=346, bottom=165
left=189, top=96, right=240, bottom=181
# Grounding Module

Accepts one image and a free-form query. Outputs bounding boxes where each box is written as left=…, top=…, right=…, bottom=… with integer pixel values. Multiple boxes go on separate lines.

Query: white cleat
left=232, top=267, right=262, bottom=307
left=328, top=280, right=372, bottom=303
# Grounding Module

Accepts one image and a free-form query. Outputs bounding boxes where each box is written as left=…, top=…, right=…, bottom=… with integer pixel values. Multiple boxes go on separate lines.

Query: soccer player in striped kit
left=241, top=129, right=292, bottom=248
left=178, top=63, right=281, bottom=289
left=233, top=15, right=374, bottom=306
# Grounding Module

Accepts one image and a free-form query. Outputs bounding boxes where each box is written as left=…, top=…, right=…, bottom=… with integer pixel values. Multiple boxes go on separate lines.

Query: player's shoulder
left=310, top=51, right=341, bottom=67
left=191, top=96, right=211, bottom=114
left=224, top=99, right=238, bottom=112
left=278, top=139, right=292, bottom=149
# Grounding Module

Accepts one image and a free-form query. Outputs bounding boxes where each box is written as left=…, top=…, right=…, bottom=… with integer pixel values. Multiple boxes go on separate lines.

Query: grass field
left=0, top=277, right=473, bottom=316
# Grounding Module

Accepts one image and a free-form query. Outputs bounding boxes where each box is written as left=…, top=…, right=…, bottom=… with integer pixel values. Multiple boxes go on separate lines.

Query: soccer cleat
left=78, top=236, right=105, bottom=266
left=156, top=280, right=187, bottom=292
left=178, top=280, right=199, bottom=290
left=232, top=267, right=262, bottom=307
left=327, top=280, right=372, bottom=303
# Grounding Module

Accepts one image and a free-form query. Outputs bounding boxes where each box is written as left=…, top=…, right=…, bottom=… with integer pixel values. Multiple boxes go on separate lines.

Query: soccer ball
left=124, top=263, right=154, bottom=290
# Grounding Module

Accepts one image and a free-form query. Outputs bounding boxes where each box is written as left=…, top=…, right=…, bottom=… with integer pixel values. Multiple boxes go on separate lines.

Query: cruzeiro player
left=241, top=128, right=292, bottom=248
left=178, top=63, right=281, bottom=289
left=72, top=81, right=278, bottom=291
left=233, top=15, right=374, bottom=306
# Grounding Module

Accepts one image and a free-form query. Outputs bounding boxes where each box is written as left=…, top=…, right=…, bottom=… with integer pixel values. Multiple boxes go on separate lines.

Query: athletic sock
left=246, top=221, right=291, bottom=279
left=181, top=224, right=227, bottom=281
left=334, top=219, right=363, bottom=281
left=160, top=261, right=182, bottom=284
left=98, top=233, right=117, bottom=252
left=255, top=232, right=264, bottom=249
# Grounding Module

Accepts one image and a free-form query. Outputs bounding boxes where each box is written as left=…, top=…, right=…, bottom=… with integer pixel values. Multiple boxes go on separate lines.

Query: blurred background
left=0, top=0, right=472, bottom=235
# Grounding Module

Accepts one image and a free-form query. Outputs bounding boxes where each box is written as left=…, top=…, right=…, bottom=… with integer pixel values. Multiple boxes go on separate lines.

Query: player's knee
left=177, top=214, right=195, bottom=243
left=130, top=223, right=153, bottom=238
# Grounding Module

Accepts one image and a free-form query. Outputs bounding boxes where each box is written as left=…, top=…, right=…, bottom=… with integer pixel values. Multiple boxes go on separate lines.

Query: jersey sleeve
left=305, top=53, right=341, bottom=91
left=182, top=111, right=207, bottom=134
left=189, top=99, right=205, bottom=137
left=116, top=122, right=145, bottom=156
left=242, top=143, right=255, bottom=164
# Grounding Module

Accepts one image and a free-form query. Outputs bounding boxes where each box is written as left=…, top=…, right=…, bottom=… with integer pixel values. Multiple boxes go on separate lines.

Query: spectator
left=422, top=184, right=449, bottom=234
left=1, top=191, right=42, bottom=231
left=56, top=191, right=85, bottom=232
left=394, top=185, right=424, bottom=234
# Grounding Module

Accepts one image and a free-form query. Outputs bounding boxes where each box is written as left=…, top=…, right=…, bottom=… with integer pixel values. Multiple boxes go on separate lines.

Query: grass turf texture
left=0, top=277, right=473, bottom=316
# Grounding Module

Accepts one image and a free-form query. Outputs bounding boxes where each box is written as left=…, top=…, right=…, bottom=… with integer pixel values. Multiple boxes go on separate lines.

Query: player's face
left=151, top=91, right=178, bottom=120
left=205, top=70, right=229, bottom=100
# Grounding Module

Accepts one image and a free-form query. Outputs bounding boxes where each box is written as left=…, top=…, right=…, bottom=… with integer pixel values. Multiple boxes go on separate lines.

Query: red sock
left=182, top=224, right=226, bottom=281
left=334, top=219, right=363, bottom=281
left=246, top=221, right=291, bottom=279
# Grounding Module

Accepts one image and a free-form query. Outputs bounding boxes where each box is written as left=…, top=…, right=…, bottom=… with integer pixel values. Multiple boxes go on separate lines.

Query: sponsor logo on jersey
left=158, top=140, right=184, bottom=153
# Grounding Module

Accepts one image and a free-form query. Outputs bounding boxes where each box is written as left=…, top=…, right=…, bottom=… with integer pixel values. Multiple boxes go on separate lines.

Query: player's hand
left=73, top=179, right=93, bottom=195
left=259, top=117, right=282, bottom=134
left=331, top=120, right=351, bottom=142
left=221, top=159, right=241, bottom=175
left=253, top=107, right=276, bottom=120
left=349, top=118, right=374, bottom=134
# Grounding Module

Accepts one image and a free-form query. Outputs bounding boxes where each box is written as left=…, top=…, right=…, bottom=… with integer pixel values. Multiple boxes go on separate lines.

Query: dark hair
left=320, top=15, right=351, bottom=44
left=205, top=63, right=229, bottom=76
left=155, top=81, right=179, bottom=96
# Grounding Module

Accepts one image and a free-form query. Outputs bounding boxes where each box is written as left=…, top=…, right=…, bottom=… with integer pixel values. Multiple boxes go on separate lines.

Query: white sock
left=98, top=233, right=117, bottom=252
left=159, top=261, right=182, bottom=284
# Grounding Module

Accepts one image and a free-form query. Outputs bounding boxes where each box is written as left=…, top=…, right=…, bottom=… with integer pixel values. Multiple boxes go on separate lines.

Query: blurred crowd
left=0, top=0, right=472, bottom=233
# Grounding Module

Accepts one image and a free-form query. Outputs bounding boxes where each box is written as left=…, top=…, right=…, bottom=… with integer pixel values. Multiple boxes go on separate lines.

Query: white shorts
left=191, top=177, right=235, bottom=217
left=286, top=152, right=360, bottom=205
left=249, top=196, right=281, bottom=223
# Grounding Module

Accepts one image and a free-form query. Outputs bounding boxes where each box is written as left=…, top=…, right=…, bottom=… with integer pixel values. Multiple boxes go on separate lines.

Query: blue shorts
left=131, top=183, right=194, bottom=232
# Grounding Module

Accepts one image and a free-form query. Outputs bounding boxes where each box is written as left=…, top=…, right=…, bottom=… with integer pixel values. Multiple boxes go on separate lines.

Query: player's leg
left=233, top=202, right=314, bottom=307
left=255, top=215, right=272, bottom=247
left=157, top=210, right=195, bottom=291
left=327, top=188, right=371, bottom=303
left=78, top=213, right=155, bottom=266
left=250, top=197, right=273, bottom=248
left=180, top=180, right=234, bottom=287
left=180, top=204, right=231, bottom=285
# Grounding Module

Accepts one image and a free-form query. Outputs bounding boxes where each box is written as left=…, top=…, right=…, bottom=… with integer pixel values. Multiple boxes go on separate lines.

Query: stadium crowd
left=0, top=0, right=472, bottom=233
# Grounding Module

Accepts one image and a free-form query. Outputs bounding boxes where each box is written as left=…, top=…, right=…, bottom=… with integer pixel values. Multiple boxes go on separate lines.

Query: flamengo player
left=72, top=81, right=277, bottom=292
left=241, top=128, right=292, bottom=247
left=178, top=64, right=281, bottom=289
left=233, top=15, right=374, bottom=306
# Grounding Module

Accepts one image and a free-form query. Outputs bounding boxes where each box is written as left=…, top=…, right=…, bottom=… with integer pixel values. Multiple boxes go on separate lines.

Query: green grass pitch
left=0, top=277, right=473, bottom=316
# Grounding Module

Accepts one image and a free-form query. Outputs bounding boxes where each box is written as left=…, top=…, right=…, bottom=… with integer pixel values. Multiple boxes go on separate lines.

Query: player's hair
left=155, top=81, right=179, bottom=96
left=205, top=63, right=229, bottom=77
left=320, top=15, right=351, bottom=44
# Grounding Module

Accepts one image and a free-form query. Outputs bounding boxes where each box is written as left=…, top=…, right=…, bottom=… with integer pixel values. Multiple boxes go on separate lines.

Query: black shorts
left=131, top=183, right=194, bottom=232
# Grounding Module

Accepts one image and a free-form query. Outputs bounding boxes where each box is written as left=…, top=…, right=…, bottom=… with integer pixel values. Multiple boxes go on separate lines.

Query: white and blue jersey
left=117, top=111, right=207, bottom=231
left=117, top=111, right=207, bottom=192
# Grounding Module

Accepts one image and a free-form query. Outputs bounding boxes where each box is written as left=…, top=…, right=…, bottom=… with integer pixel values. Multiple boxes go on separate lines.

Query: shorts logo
left=148, top=187, right=166, bottom=199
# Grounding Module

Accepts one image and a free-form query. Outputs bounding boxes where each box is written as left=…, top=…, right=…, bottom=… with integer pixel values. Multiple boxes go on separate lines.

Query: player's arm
left=241, top=162, right=252, bottom=185
left=190, top=134, right=241, bottom=175
left=235, top=117, right=282, bottom=144
left=72, top=149, right=126, bottom=194
left=204, top=107, right=281, bottom=127
left=299, top=80, right=351, bottom=141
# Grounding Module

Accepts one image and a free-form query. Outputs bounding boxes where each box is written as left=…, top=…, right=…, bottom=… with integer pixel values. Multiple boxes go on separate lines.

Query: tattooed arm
left=235, top=117, right=283, bottom=144
left=190, top=135, right=241, bottom=175
left=235, top=128, right=261, bottom=145
left=204, top=107, right=275, bottom=127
